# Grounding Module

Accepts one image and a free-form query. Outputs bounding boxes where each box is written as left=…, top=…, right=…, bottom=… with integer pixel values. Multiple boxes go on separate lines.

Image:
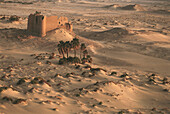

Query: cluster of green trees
left=57, top=38, right=92, bottom=64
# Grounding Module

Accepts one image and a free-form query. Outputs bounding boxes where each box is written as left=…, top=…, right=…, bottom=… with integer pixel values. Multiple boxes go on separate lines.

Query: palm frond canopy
left=81, top=43, right=86, bottom=50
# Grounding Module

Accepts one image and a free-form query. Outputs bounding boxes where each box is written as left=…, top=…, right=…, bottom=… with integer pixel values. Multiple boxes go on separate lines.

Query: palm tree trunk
left=80, top=50, right=82, bottom=59
left=83, top=53, right=85, bottom=58
left=67, top=51, right=69, bottom=58
left=61, top=48, right=65, bottom=58
left=74, top=49, right=76, bottom=57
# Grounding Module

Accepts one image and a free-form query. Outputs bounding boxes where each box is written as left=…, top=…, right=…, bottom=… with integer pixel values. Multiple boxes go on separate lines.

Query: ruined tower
left=27, top=12, right=46, bottom=37
left=27, top=12, right=73, bottom=37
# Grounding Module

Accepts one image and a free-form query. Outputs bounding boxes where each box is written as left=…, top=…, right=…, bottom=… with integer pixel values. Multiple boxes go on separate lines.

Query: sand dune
left=78, top=27, right=130, bottom=41
left=104, top=4, right=121, bottom=9
left=46, top=29, right=74, bottom=42
left=104, top=4, right=146, bottom=11
left=121, top=4, right=146, bottom=11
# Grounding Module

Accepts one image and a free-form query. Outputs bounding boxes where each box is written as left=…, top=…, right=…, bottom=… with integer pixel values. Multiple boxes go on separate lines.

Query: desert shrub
left=59, top=57, right=80, bottom=65
left=75, top=94, right=80, bottom=97
left=81, top=57, right=88, bottom=64
left=0, top=87, right=8, bottom=93
left=2, top=96, right=13, bottom=102
left=67, top=57, right=80, bottom=64
left=9, top=15, right=20, bottom=22
left=59, top=57, right=67, bottom=65
left=151, top=73, right=156, bottom=76
left=31, top=77, right=44, bottom=84
left=84, top=65, right=91, bottom=69
left=81, top=56, right=92, bottom=64
left=13, top=99, right=26, bottom=104
left=149, top=75, right=156, bottom=80
left=152, top=108, right=157, bottom=111
left=46, top=61, right=52, bottom=65
left=0, top=16, right=6, bottom=20
left=49, top=56, right=54, bottom=59
left=73, top=57, right=80, bottom=63
left=28, top=88, right=35, bottom=93
left=120, top=73, right=128, bottom=78
left=87, top=55, right=92, bottom=63
left=86, top=55, right=91, bottom=59
left=118, top=111, right=124, bottom=114
left=31, top=77, right=41, bottom=84
left=98, top=102, right=103, bottom=105
left=163, top=77, right=169, bottom=84
left=163, top=77, right=168, bottom=82
left=34, top=77, right=42, bottom=81
left=110, top=71, right=117, bottom=75
left=149, top=78, right=155, bottom=83
left=81, top=71, right=86, bottom=76
left=66, top=73, right=71, bottom=77
left=88, top=58, right=92, bottom=63
left=163, top=89, right=169, bottom=92
left=17, top=78, right=27, bottom=85
left=30, top=77, right=51, bottom=86
left=30, top=80, right=39, bottom=84
left=75, top=65, right=80, bottom=69
left=67, top=56, right=74, bottom=63
left=39, top=80, right=45, bottom=84
left=90, top=68, right=107, bottom=72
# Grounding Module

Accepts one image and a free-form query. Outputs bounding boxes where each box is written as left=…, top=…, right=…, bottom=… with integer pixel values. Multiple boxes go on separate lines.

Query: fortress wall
left=27, top=14, right=34, bottom=34
left=59, top=22, right=73, bottom=32
left=36, top=15, right=46, bottom=37
left=58, top=17, right=69, bottom=27
left=27, top=14, right=47, bottom=37
left=46, top=16, right=69, bottom=32
left=27, top=15, right=31, bottom=33
left=41, top=16, right=46, bottom=37
left=27, top=14, right=37, bottom=35
left=34, top=15, right=38, bottom=34
left=27, top=12, right=72, bottom=37
left=65, top=23, right=73, bottom=32
left=46, top=16, right=59, bottom=32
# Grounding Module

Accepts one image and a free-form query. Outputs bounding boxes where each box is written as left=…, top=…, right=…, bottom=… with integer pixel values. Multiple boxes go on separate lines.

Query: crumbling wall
left=65, top=23, right=73, bottom=32
left=58, top=16, right=68, bottom=27
left=46, top=16, right=69, bottom=32
left=27, top=12, right=72, bottom=37
left=46, top=16, right=58, bottom=32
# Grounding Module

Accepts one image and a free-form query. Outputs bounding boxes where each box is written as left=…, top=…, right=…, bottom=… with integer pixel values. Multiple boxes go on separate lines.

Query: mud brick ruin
left=27, top=11, right=73, bottom=37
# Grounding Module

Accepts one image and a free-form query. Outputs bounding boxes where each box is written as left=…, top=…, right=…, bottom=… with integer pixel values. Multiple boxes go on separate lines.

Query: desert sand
left=0, top=0, right=170, bottom=114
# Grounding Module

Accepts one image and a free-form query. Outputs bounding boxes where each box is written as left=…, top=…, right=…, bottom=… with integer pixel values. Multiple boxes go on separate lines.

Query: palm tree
left=80, top=43, right=86, bottom=59
left=57, top=44, right=63, bottom=57
left=83, top=50, right=88, bottom=58
left=87, top=55, right=91, bottom=59
left=57, top=44, right=62, bottom=55
left=57, top=41, right=65, bottom=58
left=64, top=41, right=71, bottom=58
left=71, top=38, right=80, bottom=57
left=87, top=55, right=92, bottom=63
